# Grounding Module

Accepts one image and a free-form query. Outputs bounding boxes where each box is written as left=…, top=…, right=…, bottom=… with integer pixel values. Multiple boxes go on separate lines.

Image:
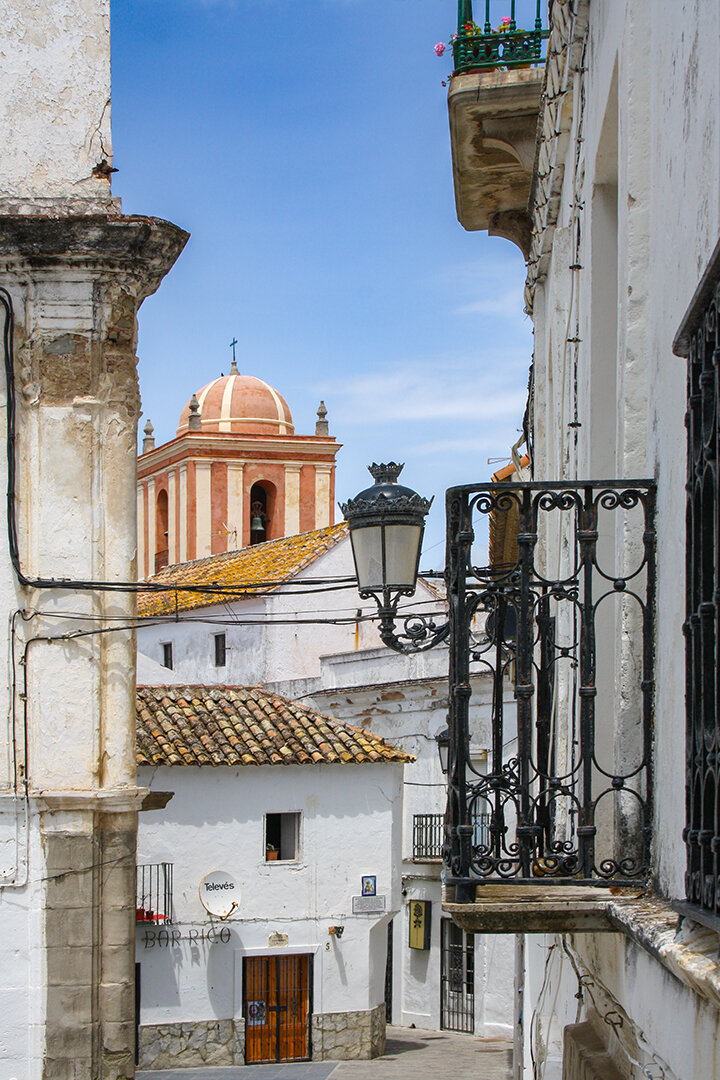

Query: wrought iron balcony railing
left=443, top=480, right=656, bottom=902
left=673, top=239, right=720, bottom=933
left=136, top=862, right=173, bottom=924
left=452, top=1, right=549, bottom=76
left=414, top=812, right=490, bottom=860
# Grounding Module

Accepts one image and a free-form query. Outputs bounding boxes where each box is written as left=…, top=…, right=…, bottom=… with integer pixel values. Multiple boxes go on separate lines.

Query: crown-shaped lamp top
left=368, top=462, right=404, bottom=485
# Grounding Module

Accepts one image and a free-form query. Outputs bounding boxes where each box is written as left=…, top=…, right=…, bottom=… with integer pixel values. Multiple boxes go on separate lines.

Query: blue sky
left=111, top=0, right=536, bottom=561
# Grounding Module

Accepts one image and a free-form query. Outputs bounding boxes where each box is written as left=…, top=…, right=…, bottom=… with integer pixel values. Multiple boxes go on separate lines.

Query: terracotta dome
left=177, top=371, right=294, bottom=436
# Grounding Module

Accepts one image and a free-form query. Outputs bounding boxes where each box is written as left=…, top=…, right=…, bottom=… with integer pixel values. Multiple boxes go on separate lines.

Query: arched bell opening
left=155, top=489, right=169, bottom=572
left=249, top=481, right=276, bottom=545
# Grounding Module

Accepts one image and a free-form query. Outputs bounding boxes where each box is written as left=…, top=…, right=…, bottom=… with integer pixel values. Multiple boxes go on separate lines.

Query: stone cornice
left=138, top=433, right=341, bottom=476
left=0, top=214, right=189, bottom=302
left=36, top=787, right=150, bottom=814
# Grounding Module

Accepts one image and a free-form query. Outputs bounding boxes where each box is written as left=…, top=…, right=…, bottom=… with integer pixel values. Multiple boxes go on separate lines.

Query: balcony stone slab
left=444, top=884, right=646, bottom=934
left=448, top=67, right=544, bottom=256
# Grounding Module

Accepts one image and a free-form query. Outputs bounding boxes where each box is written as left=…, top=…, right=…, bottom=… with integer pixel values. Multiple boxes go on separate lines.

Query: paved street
left=137, top=1027, right=513, bottom=1080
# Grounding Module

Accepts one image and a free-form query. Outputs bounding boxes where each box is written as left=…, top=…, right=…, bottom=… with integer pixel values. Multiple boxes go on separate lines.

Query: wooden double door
left=243, top=954, right=312, bottom=1064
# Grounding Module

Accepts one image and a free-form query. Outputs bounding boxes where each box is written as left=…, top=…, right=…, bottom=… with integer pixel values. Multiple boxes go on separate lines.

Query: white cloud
left=409, top=437, right=511, bottom=457
left=454, top=290, right=530, bottom=319
left=322, top=353, right=528, bottom=426
left=435, top=256, right=531, bottom=323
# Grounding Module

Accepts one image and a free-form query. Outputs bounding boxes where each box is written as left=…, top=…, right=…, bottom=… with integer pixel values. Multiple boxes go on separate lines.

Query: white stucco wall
left=136, top=538, right=514, bottom=1039
left=137, top=761, right=403, bottom=1026
left=271, top=645, right=517, bottom=1038
left=136, top=537, right=442, bottom=687
left=530, top=0, right=719, bottom=909
left=519, top=1, right=720, bottom=1077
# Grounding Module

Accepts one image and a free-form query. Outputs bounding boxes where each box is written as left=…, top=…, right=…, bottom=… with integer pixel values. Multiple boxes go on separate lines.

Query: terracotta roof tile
left=136, top=684, right=415, bottom=768
left=138, top=522, right=348, bottom=617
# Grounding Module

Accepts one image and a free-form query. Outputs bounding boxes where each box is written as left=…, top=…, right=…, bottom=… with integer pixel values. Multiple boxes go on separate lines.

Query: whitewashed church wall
left=136, top=596, right=266, bottom=685
left=136, top=762, right=403, bottom=1026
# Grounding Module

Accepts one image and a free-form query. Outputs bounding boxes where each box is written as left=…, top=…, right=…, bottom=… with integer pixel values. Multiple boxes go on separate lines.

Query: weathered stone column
left=0, top=216, right=186, bottom=1079
left=0, top=3, right=188, bottom=1077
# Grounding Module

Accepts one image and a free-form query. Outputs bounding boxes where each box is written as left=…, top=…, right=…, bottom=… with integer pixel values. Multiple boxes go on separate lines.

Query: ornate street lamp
left=340, top=463, right=448, bottom=653
left=342, top=465, right=656, bottom=913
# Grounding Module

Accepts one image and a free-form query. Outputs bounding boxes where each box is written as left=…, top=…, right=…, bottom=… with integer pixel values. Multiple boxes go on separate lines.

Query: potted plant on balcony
left=435, top=15, right=534, bottom=74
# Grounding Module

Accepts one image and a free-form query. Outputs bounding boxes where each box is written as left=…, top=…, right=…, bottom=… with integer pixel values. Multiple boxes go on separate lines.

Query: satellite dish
left=199, top=871, right=240, bottom=918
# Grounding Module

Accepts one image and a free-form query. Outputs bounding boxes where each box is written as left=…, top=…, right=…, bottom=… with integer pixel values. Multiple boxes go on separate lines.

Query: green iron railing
left=453, top=0, right=549, bottom=75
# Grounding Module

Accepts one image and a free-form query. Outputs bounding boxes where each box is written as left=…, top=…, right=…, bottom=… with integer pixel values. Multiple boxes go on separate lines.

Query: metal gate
left=243, top=954, right=312, bottom=1064
left=385, top=919, right=393, bottom=1024
left=440, top=919, right=474, bottom=1033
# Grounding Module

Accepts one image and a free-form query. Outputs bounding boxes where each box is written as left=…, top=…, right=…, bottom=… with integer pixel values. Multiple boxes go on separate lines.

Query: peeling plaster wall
left=0, top=0, right=116, bottom=210
left=136, top=762, right=403, bottom=1047
left=524, top=929, right=720, bottom=1080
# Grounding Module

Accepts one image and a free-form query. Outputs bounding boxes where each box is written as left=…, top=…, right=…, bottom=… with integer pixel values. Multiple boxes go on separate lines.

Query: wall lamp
left=340, top=463, right=448, bottom=654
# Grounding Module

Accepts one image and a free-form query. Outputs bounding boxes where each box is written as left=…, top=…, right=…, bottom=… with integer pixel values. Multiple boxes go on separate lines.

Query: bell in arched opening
left=249, top=483, right=270, bottom=545
left=155, top=489, right=169, bottom=572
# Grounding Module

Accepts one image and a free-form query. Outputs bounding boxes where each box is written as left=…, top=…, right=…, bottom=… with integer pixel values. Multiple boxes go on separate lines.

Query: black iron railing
left=414, top=812, right=490, bottom=859
left=675, top=241, right=720, bottom=930
left=452, top=0, right=549, bottom=76
left=136, top=863, right=173, bottom=924
left=443, top=481, right=656, bottom=900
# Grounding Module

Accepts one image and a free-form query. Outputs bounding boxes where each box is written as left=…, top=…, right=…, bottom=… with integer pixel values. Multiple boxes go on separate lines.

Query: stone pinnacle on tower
left=188, top=394, right=202, bottom=431
left=142, top=419, right=155, bottom=453
left=315, top=401, right=329, bottom=436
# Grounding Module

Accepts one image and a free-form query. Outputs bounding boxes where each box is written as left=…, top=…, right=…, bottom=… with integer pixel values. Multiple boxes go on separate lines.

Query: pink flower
left=434, top=42, right=446, bottom=56
left=500, top=16, right=512, bottom=25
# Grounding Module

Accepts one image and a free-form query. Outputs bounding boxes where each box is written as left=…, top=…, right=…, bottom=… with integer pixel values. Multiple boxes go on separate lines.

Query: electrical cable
left=13, top=605, right=449, bottom=633
left=2, top=285, right=448, bottom=600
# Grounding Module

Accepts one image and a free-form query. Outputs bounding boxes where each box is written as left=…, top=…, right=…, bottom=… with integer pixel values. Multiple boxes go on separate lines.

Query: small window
left=265, top=813, right=300, bottom=862
left=214, top=633, right=226, bottom=667
left=162, top=642, right=173, bottom=669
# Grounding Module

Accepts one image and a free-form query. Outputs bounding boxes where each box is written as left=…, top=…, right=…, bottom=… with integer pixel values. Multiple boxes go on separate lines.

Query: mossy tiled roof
left=136, top=684, right=415, bottom=768
left=138, top=522, right=348, bottom=617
